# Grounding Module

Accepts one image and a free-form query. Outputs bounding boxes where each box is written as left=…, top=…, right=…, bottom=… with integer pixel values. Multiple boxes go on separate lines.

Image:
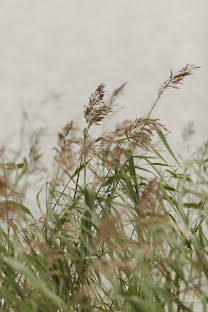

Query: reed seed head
left=54, top=121, right=78, bottom=172
left=84, top=83, right=112, bottom=127
left=158, top=64, right=200, bottom=97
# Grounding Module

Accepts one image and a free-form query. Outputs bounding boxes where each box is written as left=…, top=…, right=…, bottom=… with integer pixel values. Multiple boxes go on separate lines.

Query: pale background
left=0, top=0, right=207, bottom=151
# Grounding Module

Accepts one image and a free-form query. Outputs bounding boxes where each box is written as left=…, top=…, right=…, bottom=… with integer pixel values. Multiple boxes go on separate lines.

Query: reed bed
left=0, top=65, right=207, bottom=312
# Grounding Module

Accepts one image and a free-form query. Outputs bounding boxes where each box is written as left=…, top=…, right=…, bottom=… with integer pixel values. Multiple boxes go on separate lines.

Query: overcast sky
left=0, top=0, right=207, bottom=150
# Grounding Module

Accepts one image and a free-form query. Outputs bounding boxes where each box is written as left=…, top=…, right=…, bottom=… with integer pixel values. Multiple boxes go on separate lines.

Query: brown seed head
left=158, top=64, right=200, bottom=96
left=94, top=118, right=169, bottom=167
left=54, top=121, right=78, bottom=171
left=84, top=84, right=112, bottom=127
left=108, top=82, right=127, bottom=108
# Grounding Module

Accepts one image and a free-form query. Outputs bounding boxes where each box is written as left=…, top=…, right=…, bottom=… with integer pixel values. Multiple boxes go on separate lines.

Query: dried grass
left=158, top=64, right=200, bottom=96
left=0, top=64, right=206, bottom=312
left=84, top=83, right=112, bottom=127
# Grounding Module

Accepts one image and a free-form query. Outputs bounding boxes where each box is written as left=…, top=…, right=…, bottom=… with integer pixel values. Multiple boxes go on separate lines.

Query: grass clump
left=0, top=65, right=207, bottom=312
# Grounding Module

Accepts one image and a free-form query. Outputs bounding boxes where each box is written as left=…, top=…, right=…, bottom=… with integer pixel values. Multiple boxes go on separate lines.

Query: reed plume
left=84, top=83, right=112, bottom=127
left=158, top=64, right=200, bottom=97
left=108, top=82, right=127, bottom=107
left=148, top=64, right=200, bottom=118
left=54, top=121, right=78, bottom=171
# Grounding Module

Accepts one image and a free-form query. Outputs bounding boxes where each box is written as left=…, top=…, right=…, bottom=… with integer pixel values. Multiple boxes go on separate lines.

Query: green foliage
left=0, top=67, right=207, bottom=311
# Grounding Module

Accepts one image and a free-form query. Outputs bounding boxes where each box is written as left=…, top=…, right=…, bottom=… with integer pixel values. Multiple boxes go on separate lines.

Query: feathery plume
left=84, top=84, right=112, bottom=127
left=94, top=118, right=169, bottom=167
left=158, top=64, right=200, bottom=97
left=54, top=121, right=78, bottom=172
left=108, top=82, right=127, bottom=107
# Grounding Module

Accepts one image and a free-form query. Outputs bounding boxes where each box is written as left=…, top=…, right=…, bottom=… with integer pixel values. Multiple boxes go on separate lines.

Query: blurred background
left=0, top=2, right=206, bottom=309
left=0, top=0, right=207, bottom=151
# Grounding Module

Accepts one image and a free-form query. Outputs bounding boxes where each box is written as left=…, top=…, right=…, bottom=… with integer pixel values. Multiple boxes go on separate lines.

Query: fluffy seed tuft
left=84, top=84, right=112, bottom=127
left=158, top=64, right=200, bottom=96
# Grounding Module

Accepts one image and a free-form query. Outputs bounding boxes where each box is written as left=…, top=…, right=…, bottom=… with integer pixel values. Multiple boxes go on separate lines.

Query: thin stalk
left=83, top=127, right=88, bottom=189
left=73, top=126, right=89, bottom=200
left=147, top=94, right=161, bottom=119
